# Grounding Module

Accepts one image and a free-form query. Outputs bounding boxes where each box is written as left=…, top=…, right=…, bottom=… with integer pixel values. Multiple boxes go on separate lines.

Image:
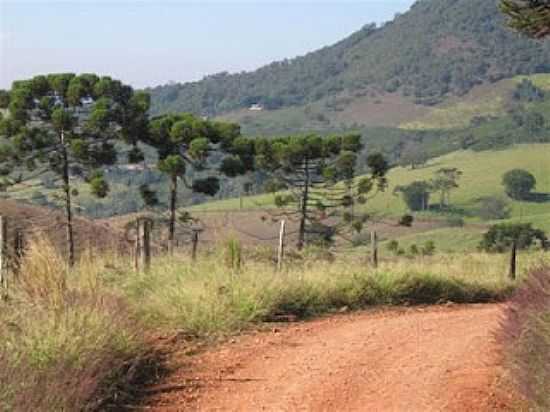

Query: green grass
left=382, top=226, right=485, bottom=254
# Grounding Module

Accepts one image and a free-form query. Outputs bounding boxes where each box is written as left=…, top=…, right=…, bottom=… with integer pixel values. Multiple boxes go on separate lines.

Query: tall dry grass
left=0, top=237, right=148, bottom=411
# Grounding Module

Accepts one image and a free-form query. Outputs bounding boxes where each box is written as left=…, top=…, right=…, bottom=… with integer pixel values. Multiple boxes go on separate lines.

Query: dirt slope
left=146, top=305, right=516, bottom=411
left=0, top=199, right=130, bottom=256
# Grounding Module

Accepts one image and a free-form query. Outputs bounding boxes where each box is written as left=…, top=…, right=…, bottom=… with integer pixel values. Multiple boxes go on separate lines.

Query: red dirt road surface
left=147, top=305, right=516, bottom=411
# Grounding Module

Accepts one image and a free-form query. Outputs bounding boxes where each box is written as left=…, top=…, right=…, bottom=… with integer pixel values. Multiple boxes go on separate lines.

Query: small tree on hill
left=255, top=134, right=388, bottom=249
left=147, top=113, right=252, bottom=253
left=0, top=73, right=149, bottom=265
left=430, top=168, right=462, bottom=210
left=393, top=181, right=431, bottom=211
left=502, top=169, right=537, bottom=200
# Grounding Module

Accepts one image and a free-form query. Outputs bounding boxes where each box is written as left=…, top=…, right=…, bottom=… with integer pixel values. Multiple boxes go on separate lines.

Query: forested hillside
left=149, top=0, right=550, bottom=117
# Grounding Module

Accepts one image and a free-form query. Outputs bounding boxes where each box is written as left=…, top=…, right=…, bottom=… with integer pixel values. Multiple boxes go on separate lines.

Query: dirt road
left=146, top=305, right=516, bottom=411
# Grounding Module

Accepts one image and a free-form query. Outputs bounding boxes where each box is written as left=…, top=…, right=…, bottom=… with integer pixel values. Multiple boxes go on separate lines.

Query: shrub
left=446, top=216, right=465, bottom=227
left=476, top=196, right=511, bottom=220
left=502, top=169, right=537, bottom=200
left=387, top=240, right=400, bottom=254
left=409, top=244, right=420, bottom=256
left=479, top=223, right=547, bottom=253
left=398, top=214, right=414, bottom=227
left=422, top=240, right=436, bottom=256
left=500, top=267, right=550, bottom=410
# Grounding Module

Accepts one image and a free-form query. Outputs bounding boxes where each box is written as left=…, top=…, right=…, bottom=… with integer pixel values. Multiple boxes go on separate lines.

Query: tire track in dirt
left=146, top=304, right=516, bottom=411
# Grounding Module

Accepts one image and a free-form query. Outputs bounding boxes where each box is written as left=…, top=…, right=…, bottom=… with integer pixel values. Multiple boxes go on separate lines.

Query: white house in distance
left=249, top=103, right=264, bottom=111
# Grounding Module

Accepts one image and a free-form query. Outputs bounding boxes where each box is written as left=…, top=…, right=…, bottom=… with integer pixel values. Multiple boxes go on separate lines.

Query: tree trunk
left=297, top=158, right=310, bottom=250
left=61, top=131, right=75, bottom=267
left=169, top=174, right=178, bottom=255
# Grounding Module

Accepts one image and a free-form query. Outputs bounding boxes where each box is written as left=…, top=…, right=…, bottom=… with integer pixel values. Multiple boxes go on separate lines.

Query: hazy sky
left=0, top=0, right=415, bottom=89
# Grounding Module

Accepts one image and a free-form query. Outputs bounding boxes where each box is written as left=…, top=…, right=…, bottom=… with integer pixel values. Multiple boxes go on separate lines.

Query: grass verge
left=116, top=249, right=533, bottom=337
left=0, top=238, right=154, bottom=411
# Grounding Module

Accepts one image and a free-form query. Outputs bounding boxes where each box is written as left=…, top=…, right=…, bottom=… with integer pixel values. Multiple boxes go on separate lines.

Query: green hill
left=149, top=0, right=550, bottom=132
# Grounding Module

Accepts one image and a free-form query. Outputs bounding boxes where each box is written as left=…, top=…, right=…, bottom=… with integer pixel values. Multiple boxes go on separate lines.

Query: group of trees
left=0, top=74, right=150, bottom=265
left=0, top=74, right=254, bottom=264
left=393, top=168, right=463, bottom=212
left=0, top=74, right=392, bottom=259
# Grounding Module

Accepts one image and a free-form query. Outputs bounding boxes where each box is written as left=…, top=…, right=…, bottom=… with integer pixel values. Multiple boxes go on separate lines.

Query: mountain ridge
left=149, top=0, right=550, bottom=125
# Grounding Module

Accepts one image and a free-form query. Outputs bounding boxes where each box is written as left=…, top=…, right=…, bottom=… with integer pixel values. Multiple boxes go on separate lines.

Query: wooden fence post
left=277, top=220, right=286, bottom=271
left=134, top=218, right=141, bottom=273
left=191, top=230, right=199, bottom=261
left=0, top=217, right=8, bottom=298
left=371, top=230, right=378, bottom=269
left=140, top=219, right=152, bottom=273
left=13, top=228, right=24, bottom=274
left=509, top=240, right=517, bottom=281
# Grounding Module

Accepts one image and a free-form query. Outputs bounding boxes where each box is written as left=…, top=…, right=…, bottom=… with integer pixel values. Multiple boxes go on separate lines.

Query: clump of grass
left=0, top=237, right=148, bottom=411
left=501, top=266, right=550, bottom=410
left=224, top=237, right=243, bottom=271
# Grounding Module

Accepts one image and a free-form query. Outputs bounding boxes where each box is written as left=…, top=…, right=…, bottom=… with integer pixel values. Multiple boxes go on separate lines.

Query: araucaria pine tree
left=0, top=73, right=150, bottom=265
left=501, top=0, right=550, bottom=38
left=147, top=113, right=252, bottom=253
left=255, top=134, right=388, bottom=249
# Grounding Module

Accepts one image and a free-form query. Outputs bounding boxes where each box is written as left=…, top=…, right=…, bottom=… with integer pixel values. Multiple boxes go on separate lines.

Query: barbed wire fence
left=0, top=204, right=389, bottom=299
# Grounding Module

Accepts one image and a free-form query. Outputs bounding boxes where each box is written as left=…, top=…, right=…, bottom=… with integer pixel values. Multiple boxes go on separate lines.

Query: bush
left=501, top=267, right=550, bottom=410
left=479, top=223, right=548, bottom=253
left=502, top=169, right=537, bottom=201
left=398, top=214, right=414, bottom=227
left=476, top=196, right=511, bottom=220
left=421, top=240, right=436, bottom=256
left=387, top=240, right=400, bottom=254
left=446, top=216, right=465, bottom=227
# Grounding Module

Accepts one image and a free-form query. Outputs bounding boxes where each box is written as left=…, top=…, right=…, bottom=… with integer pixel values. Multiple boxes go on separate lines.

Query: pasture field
left=189, top=144, right=550, bottom=253
left=192, top=144, right=550, bottom=221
